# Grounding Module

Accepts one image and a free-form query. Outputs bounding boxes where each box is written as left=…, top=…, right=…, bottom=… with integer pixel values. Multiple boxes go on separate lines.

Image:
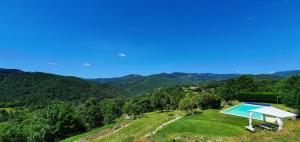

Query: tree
left=179, top=93, right=201, bottom=114
left=122, top=101, right=131, bottom=115
left=220, top=75, right=257, bottom=101
left=122, top=97, right=152, bottom=119
left=151, top=89, right=170, bottom=111
left=200, top=93, right=222, bottom=109
left=82, top=98, right=103, bottom=129
left=22, top=118, right=49, bottom=142
left=235, top=75, right=257, bottom=92
left=191, top=93, right=203, bottom=110
left=151, top=86, right=185, bottom=112
left=99, top=99, right=122, bottom=124
left=39, top=103, right=85, bottom=141
left=282, top=76, right=300, bottom=114
left=167, top=87, right=185, bottom=109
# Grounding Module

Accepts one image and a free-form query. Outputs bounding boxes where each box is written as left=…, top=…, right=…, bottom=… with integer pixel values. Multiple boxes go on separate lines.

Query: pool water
left=222, top=103, right=266, bottom=120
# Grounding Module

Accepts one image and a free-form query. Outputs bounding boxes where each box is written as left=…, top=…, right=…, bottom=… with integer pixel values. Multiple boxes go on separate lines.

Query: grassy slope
left=60, top=124, right=115, bottom=142
left=153, top=109, right=250, bottom=141
left=93, top=111, right=183, bottom=142
left=60, top=118, right=129, bottom=142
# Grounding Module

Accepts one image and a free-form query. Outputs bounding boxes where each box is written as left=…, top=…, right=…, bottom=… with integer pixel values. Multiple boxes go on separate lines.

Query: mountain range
left=0, top=68, right=299, bottom=105
left=93, top=70, right=300, bottom=95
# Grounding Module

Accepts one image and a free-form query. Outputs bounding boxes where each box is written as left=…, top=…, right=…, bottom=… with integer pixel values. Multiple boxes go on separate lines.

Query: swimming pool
left=221, top=103, right=267, bottom=120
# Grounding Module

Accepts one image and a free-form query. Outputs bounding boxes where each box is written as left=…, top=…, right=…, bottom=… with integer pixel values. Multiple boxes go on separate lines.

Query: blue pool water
left=222, top=103, right=266, bottom=120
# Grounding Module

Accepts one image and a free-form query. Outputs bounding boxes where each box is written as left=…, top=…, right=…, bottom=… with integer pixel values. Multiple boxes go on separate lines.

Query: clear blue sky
left=0, top=0, right=299, bottom=78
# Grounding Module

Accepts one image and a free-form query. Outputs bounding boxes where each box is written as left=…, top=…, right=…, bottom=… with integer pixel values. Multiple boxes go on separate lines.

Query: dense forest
left=0, top=68, right=300, bottom=142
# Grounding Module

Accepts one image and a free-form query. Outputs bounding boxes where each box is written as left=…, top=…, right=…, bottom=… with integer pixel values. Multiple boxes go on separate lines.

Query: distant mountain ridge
left=93, top=70, right=300, bottom=95
left=95, top=72, right=241, bottom=95
left=272, top=70, right=300, bottom=77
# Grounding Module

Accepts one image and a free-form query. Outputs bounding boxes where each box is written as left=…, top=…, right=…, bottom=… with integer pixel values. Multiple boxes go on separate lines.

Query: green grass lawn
left=153, top=109, right=251, bottom=141
left=93, top=111, right=183, bottom=142
left=152, top=105, right=300, bottom=142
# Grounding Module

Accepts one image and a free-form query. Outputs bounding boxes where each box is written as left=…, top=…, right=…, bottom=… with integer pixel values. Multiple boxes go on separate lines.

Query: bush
left=235, top=92, right=282, bottom=103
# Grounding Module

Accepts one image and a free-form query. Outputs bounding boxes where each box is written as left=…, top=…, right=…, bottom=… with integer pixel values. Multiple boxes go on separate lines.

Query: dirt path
left=75, top=122, right=131, bottom=142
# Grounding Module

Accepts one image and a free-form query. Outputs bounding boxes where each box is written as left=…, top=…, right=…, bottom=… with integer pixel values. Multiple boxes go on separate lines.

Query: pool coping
left=220, top=103, right=268, bottom=120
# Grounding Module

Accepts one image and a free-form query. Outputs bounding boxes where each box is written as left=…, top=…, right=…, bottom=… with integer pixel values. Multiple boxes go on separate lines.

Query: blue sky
left=0, top=0, right=299, bottom=78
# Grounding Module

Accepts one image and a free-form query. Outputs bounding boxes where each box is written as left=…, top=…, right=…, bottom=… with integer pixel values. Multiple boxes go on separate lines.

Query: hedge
left=235, top=92, right=282, bottom=103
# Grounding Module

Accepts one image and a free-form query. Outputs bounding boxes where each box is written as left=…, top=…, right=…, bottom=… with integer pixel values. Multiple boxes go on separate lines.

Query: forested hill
left=0, top=68, right=123, bottom=107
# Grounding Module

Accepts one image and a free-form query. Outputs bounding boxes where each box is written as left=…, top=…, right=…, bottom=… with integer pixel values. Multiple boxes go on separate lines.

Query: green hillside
left=0, top=69, right=123, bottom=107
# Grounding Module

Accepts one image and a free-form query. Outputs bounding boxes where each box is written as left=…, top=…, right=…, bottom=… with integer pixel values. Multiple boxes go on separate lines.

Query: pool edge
left=220, top=103, right=266, bottom=121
